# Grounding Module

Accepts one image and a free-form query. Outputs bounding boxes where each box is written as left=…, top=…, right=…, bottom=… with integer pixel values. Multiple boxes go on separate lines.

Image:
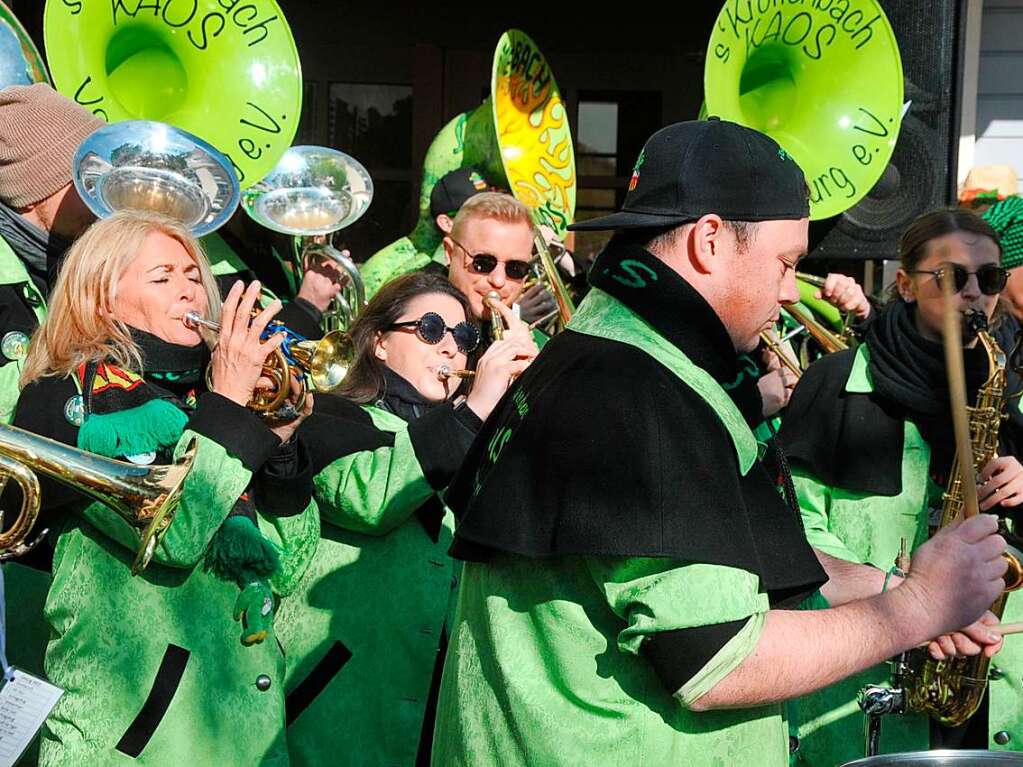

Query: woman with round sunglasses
left=275, top=271, right=535, bottom=767
left=778, top=208, right=1023, bottom=764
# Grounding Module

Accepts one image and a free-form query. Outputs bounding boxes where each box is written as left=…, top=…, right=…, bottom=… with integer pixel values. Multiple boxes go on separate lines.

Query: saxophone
left=897, top=310, right=1023, bottom=726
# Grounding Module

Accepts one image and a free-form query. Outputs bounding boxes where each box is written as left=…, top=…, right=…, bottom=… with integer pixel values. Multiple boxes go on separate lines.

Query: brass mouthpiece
left=437, top=365, right=475, bottom=381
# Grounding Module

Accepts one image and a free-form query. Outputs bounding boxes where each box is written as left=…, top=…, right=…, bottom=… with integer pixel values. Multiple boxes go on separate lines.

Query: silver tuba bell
left=242, top=145, right=373, bottom=332
left=73, top=120, right=240, bottom=236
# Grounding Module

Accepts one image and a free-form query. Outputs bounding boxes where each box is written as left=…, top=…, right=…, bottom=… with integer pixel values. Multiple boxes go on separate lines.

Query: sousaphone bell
left=73, top=120, right=240, bottom=236
left=242, top=145, right=373, bottom=334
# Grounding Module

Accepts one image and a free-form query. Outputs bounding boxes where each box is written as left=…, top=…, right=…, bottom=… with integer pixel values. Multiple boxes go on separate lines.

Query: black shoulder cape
left=779, top=348, right=906, bottom=496
left=446, top=240, right=826, bottom=608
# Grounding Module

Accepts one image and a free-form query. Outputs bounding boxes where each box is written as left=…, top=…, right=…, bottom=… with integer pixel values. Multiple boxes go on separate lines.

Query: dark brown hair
left=888, top=208, right=1003, bottom=303
left=898, top=208, right=1002, bottom=272
left=335, top=271, right=476, bottom=404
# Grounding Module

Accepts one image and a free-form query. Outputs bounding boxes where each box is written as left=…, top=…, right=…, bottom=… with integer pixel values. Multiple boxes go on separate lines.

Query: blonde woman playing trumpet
left=11, top=210, right=316, bottom=767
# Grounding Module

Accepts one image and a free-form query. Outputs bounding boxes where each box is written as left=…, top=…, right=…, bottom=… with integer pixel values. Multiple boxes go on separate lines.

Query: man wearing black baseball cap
left=430, top=119, right=1006, bottom=766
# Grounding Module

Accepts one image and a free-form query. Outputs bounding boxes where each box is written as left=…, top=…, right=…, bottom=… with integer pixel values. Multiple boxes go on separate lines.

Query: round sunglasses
left=387, top=312, right=480, bottom=354
left=908, top=263, right=1009, bottom=296
left=450, top=237, right=532, bottom=281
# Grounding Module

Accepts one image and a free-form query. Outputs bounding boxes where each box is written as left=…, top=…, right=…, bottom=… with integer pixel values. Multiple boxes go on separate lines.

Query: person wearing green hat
left=984, top=196, right=1023, bottom=322
left=429, top=120, right=1007, bottom=767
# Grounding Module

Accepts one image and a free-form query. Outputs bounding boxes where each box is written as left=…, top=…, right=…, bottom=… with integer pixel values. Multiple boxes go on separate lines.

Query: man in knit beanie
left=0, top=83, right=103, bottom=423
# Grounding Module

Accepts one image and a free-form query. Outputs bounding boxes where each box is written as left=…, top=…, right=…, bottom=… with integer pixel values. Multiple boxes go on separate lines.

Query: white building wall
left=974, top=0, right=1023, bottom=181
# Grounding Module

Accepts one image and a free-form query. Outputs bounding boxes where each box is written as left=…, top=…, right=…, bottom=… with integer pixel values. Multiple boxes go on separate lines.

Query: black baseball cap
left=430, top=167, right=493, bottom=219
left=569, top=118, right=809, bottom=231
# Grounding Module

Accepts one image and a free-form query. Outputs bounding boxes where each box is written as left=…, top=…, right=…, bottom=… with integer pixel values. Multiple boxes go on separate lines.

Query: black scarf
left=782, top=301, right=1023, bottom=496
left=82, top=329, right=208, bottom=420
left=868, top=300, right=992, bottom=483
left=587, top=238, right=765, bottom=428
left=375, top=367, right=441, bottom=423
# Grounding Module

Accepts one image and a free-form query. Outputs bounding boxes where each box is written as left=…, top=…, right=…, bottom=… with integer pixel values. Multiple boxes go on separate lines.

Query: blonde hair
left=450, top=191, right=532, bottom=240
left=20, top=210, right=220, bottom=386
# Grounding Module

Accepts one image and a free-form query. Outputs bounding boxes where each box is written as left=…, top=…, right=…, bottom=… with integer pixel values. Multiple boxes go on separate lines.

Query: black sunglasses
left=450, top=237, right=532, bottom=280
left=388, top=312, right=480, bottom=353
left=908, top=263, right=1009, bottom=296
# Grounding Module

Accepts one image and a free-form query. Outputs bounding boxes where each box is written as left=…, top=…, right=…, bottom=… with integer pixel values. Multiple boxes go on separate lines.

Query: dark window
left=573, top=91, right=662, bottom=265
left=326, top=83, right=415, bottom=260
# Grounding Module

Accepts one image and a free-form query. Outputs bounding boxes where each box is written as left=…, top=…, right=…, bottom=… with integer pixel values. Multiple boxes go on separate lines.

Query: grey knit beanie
left=0, top=83, right=105, bottom=208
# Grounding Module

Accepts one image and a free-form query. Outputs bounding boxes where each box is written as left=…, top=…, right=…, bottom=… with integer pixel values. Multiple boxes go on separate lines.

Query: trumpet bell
left=292, top=331, right=353, bottom=392
left=705, top=0, right=903, bottom=220
left=74, top=120, right=240, bottom=236
left=242, top=146, right=374, bottom=236
left=0, top=423, right=196, bottom=574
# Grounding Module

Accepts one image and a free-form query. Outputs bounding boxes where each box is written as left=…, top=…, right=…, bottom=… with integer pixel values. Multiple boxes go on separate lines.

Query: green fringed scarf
left=76, top=342, right=281, bottom=643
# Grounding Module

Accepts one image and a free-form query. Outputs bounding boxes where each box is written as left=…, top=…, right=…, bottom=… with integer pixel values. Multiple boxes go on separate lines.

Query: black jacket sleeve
left=406, top=401, right=483, bottom=491
left=186, top=392, right=281, bottom=472
left=253, top=436, right=314, bottom=517
left=11, top=376, right=88, bottom=510
left=277, top=298, right=323, bottom=340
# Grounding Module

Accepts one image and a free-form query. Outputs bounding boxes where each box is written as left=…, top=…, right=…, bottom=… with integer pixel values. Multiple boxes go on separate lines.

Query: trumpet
left=486, top=291, right=506, bottom=342
left=759, top=330, right=802, bottom=380
left=183, top=311, right=351, bottom=420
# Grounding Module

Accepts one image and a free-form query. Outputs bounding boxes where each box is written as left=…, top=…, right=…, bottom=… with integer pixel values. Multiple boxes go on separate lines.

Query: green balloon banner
left=705, top=0, right=904, bottom=220
left=43, top=0, right=302, bottom=188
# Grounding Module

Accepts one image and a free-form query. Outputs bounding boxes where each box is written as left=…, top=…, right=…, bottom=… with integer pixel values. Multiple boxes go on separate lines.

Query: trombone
left=0, top=424, right=196, bottom=574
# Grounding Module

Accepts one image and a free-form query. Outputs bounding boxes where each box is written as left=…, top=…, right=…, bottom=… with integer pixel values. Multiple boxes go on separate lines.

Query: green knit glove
left=234, top=580, right=275, bottom=646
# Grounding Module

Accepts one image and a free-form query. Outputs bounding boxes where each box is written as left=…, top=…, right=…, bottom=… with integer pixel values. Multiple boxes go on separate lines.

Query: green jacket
left=792, top=343, right=1023, bottom=763
left=38, top=430, right=295, bottom=767
left=8, top=367, right=319, bottom=766
left=433, top=290, right=794, bottom=767
left=0, top=234, right=45, bottom=423
left=276, top=405, right=457, bottom=767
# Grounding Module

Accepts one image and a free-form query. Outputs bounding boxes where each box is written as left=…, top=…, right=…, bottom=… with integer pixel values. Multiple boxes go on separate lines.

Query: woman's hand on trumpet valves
left=267, top=370, right=314, bottom=444
left=467, top=298, right=538, bottom=421
left=209, top=280, right=286, bottom=407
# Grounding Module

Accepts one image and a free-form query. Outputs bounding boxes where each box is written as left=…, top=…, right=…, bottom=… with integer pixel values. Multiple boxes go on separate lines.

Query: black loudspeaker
left=809, top=0, right=965, bottom=261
